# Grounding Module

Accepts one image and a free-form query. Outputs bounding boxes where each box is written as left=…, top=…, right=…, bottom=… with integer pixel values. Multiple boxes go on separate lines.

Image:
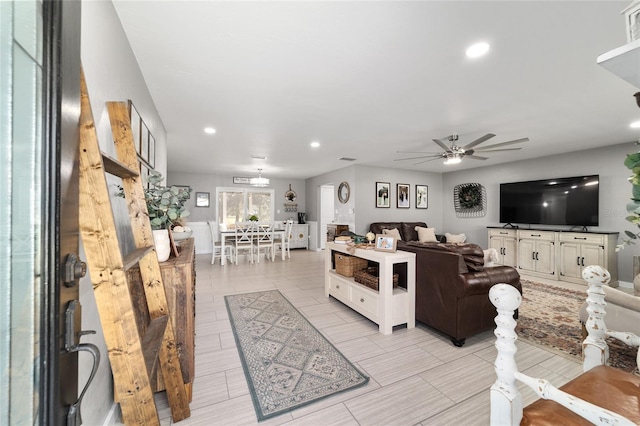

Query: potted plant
left=620, top=143, right=640, bottom=295
left=117, top=170, right=191, bottom=261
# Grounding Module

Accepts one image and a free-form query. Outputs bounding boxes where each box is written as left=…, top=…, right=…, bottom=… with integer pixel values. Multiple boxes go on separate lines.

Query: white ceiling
left=113, top=0, right=638, bottom=179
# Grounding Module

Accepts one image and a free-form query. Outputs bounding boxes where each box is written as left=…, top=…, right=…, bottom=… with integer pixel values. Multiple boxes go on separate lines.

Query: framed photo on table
left=397, top=183, right=410, bottom=208
left=375, top=234, right=397, bottom=252
left=416, top=185, right=428, bottom=209
left=376, top=182, right=390, bottom=208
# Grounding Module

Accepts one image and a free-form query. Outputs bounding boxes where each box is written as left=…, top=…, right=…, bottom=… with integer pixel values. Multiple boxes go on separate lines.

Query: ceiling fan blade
left=396, top=151, right=442, bottom=154
left=476, top=148, right=522, bottom=153
left=474, top=138, right=529, bottom=151
left=461, top=133, right=495, bottom=150
left=466, top=154, right=489, bottom=160
left=413, top=157, right=445, bottom=165
left=394, top=155, right=440, bottom=161
left=433, top=138, right=453, bottom=153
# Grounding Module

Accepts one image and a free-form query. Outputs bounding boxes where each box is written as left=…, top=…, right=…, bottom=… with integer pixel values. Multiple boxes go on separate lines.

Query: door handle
left=64, top=301, right=100, bottom=426
left=581, top=257, right=585, bottom=267
left=577, top=257, right=581, bottom=266
left=535, top=252, right=539, bottom=261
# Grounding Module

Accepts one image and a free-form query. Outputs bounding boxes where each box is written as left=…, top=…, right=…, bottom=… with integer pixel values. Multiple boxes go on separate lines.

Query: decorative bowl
left=172, top=230, right=193, bottom=241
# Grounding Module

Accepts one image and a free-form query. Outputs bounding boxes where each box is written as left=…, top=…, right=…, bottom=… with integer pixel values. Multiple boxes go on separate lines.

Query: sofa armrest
left=460, top=267, right=522, bottom=298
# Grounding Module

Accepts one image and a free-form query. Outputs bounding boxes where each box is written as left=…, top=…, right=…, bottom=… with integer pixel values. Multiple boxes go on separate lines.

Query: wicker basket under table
left=334, top=252, right=368, bottom=277
left=354, top=267, right=399, bottom=291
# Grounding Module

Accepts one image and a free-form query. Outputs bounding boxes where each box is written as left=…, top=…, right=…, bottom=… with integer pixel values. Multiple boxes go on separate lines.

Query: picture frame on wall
left=416, top=184, right=428, bottom=209
left=397, top=183, right=410, bottom=208
left=129, top=100, right=141, bottom=155
left=376, top=182, right=390, bottom=208
left=375, top=234, right=397, bottom=252
left=195, top=192, right=210, bottom=207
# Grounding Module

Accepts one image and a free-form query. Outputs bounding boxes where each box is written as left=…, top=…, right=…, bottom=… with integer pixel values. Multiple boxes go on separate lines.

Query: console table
left=325, top=242, right=416, bottom=334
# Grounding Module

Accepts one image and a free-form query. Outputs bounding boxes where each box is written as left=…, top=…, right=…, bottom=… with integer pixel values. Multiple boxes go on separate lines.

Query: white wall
left=441, top=142, right=640, bottom=282
left=79, top=1, right=168, bottom=423
left=353, top=165, right=443, bottom=235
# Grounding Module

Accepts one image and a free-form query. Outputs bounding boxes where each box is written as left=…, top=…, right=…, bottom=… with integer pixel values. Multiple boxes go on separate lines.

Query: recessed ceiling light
left=630, top=121, right=640, bottom=129
left=466, top=42, right=490, bottom=58
left=204, top=127, right=216, bottom=134
left=310, top=141, right=320, bottom=148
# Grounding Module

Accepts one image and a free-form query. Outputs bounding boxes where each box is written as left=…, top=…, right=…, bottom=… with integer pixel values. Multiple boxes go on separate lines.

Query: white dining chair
left=274, top=220, right=294, bottom=260
left=207, top=220, right=234, bottom=265
left=234, top=221, right=255, bottom=264
left=254, top=222, right=275, bottom=263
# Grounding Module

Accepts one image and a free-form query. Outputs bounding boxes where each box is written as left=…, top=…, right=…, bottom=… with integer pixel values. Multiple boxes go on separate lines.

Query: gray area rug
left=225, top=290, right=369, bottom=421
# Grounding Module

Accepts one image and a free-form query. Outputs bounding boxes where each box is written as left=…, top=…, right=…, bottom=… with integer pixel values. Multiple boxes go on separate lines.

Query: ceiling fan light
left=444, top=155, right=462, bottom=165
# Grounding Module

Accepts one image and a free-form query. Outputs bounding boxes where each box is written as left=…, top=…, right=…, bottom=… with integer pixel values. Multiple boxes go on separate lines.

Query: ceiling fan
left=395, top=133, right=529, bottom=165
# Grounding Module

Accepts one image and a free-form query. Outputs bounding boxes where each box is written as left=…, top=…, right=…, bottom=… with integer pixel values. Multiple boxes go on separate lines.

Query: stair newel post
left=489, top=284, right=523, bottom=426
left=582, top=265, right=610, bottom=372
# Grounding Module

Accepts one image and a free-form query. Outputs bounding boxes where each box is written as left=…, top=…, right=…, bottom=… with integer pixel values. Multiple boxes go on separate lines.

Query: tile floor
left=150, top=249, right=585, bottom=425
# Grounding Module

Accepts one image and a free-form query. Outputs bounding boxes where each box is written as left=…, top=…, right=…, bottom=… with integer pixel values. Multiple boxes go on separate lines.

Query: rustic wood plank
left=101, top=152, right=139, bottom=178
left=123, top=246, right=154, bottom=271
left=107, top=101, right=191, bottom=421
left=79, top=69, right=159, bottom=425
left=141, top=315, right=170, bottom=390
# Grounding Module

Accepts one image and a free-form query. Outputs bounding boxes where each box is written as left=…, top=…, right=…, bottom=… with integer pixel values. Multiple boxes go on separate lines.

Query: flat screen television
left=499, top=175, right=599, bottom=227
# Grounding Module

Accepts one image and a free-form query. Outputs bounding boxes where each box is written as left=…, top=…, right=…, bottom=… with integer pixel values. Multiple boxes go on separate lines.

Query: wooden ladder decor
left=78, top=68, right=190, bottom=424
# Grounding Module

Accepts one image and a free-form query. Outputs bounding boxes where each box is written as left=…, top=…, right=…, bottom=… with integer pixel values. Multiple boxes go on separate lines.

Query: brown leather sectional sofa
left=369, top=222, right=522, bottom=346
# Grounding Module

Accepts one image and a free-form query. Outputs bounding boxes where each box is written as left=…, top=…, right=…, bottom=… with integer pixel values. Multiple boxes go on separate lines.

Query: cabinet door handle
left=535, top=252, right=539, bottom=261
left=532, top=252, right=535, bottom=260
left=581, top=257, right=585, bottom=266
left=574, top=237, right=587, bottom=240
left=360, top=298, right=365, bottom=303
left=576, top=257, right=581, bottom=266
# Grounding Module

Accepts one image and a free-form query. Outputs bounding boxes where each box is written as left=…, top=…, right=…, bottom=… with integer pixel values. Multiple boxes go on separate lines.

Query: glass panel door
left=0, top=0, right=44, bottom=422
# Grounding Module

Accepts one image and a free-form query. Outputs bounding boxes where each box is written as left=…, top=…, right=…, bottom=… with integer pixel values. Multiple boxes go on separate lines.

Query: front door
left=0, top=1, right=81, bottom=424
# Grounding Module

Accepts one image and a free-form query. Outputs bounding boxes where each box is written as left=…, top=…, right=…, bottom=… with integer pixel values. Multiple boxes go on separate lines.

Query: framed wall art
left=416, top=185, right=428, bottom=209
left=195, top=192, right=210, bottom=207
left=376, top=182, right=390, bottom=208
left=397, top=183, right=410, bottom=208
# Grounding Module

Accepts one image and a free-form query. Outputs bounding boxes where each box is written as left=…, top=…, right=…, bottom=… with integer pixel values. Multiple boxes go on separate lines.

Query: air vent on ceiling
left=338, top=157, right=357, bottom=162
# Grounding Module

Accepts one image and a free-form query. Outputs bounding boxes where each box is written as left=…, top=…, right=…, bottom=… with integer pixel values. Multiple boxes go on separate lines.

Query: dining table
left=219, top=228, right=286, bottom=266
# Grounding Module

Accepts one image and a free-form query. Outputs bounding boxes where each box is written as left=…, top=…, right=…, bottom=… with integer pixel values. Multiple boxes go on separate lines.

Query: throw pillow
left=415, top=226, right=438, bottom=243
left=382, top=228, right=402, bottom=240
left=445, top=232, right=467, bottom=244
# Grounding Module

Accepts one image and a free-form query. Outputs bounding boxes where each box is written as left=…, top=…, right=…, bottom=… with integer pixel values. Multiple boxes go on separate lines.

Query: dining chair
left=207, top=220, right=234, bottom=265
left=274, top=220, right=294, bottom=260
left=234, top=221, right=255, bottom=264
left=254, top=222, right=275, bottom=263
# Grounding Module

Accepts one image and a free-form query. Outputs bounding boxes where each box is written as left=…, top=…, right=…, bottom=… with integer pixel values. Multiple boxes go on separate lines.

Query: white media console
left=488, top=227, right=619, bottom=287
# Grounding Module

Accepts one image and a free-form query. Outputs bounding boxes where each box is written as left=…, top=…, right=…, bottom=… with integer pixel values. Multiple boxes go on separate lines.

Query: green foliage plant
left=619, top=145, right=640, bottom=250
left=117, top=170, right=191, bottom=230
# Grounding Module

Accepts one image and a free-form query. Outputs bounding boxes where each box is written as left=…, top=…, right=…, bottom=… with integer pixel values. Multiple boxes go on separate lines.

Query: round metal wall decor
left=454, top=183, right=486, bottom=217
left=337, top=181, right=350, bottom=204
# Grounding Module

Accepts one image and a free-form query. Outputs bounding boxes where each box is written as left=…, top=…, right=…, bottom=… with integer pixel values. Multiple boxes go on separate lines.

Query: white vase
left=153, top=229, right=171, bottom=262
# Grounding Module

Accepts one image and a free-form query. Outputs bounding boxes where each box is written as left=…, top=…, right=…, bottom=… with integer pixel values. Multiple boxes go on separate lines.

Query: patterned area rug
left=225, top=290, right=369, bottom=421
left=517, top=280, right=637, bottom=373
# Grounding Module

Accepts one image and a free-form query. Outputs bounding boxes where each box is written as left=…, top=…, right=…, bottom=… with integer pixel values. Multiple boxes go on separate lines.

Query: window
left=216, top=187, right=274, bottom=228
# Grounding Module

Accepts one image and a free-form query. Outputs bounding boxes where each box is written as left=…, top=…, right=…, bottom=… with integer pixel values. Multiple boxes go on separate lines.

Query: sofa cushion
left=369, top=222, right=403, bottom=238
left=445, top=232, right=467, bottom=243
left=382, top=228, right=402, bottom=240
left=416, top=226, right=439, bottom=243
left=401, top=222, right=427, bottom=242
